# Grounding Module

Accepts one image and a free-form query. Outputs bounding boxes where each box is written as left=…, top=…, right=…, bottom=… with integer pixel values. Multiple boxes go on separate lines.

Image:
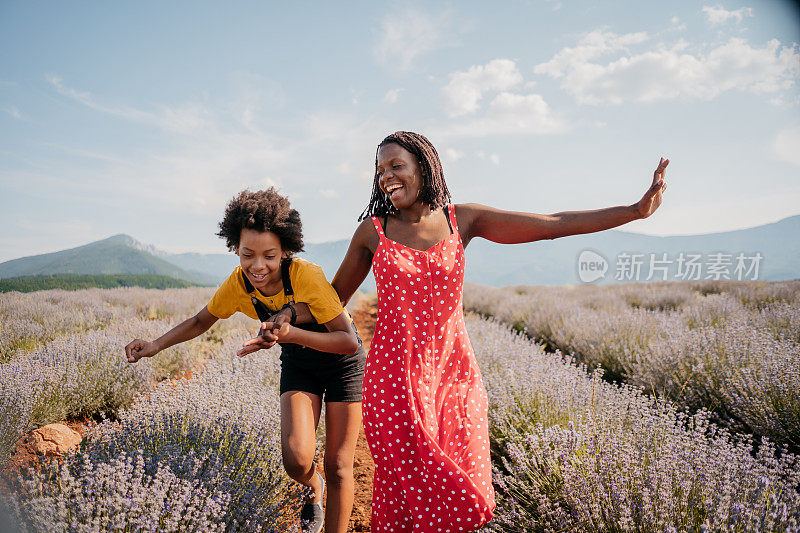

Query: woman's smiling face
left=376, top=143, right=423, bottom=210
left=236, top=228, right=286, bottom=291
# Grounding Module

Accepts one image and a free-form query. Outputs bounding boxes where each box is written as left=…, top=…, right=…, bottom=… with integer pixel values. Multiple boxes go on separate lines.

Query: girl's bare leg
left=280, top=391, right=323, bottom=502
left=323, top=401, right=362, bottom=533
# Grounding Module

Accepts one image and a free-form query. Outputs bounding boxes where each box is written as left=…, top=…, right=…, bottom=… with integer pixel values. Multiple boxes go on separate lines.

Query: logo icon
left=577, top=250, right=608, bottom=283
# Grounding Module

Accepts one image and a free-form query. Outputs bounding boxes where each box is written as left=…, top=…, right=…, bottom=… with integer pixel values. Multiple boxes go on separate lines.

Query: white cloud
left=47, top=74, right=212, bottom=135
left=443, top=148, right=464, bottom=163
left=442, top=59, right=523, bottom=117
left=319, top=188, right=340, bottom=198
left=44, top=74, right=290, bottom=210
left=669, top=16, right=687, bottom=31
left=383, top=88, right=403, bottom=103
left=441, top=92, right=567, bottom=137
left=702, top=5, right=753, bottom=26
left=534, top=30, right=800, bottom=104
left=3, top=105, right=21, bottom=119
left=373, top=6, right=455, bottom=70
left=475, top=151, right=500, bottom=165
left=773, top=125, right=800, bottom=167
left=534, top=30, right=649, bottom=79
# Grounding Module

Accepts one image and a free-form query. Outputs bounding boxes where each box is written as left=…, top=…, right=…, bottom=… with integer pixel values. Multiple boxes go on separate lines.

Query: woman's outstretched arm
left=460, top=158, right=669, bottom=245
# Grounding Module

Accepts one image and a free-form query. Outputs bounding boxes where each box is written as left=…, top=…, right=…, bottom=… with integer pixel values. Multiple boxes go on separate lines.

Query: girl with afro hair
left=125, top=187, right=366, bottom=533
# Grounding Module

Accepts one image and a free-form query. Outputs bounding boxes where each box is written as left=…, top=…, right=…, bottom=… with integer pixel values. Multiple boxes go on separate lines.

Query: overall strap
left=370, top=215, right=386, bottom=239
left=281, top=257, right=295, bottom=303
left=446, top=204, right=460, bottom=234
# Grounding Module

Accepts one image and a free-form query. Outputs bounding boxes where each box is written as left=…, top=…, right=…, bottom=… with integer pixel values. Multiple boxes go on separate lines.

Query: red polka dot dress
left=363, top=204, right=495, bottom=532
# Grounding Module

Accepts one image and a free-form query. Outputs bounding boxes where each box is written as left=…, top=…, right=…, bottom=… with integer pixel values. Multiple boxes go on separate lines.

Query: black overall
left=242, top=258, right=366, bottom=402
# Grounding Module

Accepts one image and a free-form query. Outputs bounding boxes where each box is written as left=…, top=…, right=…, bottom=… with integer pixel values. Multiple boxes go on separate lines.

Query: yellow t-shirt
left=206, top=257, right=348, bottom=324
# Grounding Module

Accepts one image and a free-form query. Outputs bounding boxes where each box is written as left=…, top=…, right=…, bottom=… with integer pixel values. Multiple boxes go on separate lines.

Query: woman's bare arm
left=459, top=158, right=668, bottom=245
left=331, top=219, right=376, bottom=307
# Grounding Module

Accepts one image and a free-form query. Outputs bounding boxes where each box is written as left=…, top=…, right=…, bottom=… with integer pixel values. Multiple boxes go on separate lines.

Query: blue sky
left=1, top=1, right=798, bottom=262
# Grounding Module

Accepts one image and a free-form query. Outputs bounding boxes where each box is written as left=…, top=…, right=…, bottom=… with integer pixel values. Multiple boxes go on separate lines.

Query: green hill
left=0, top=235, right=217, bottom=285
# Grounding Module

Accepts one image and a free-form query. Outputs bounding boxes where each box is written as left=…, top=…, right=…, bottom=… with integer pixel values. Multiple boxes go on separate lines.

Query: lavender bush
left=464, top=281, right=800, bottom=448
left=6, top=451, right=232, bottom=532
left=5, top=332, right=291, bottom=532
left=0, top=288, right=254, bottom=461
left=0, top=287, right=220, bottom=361
left=0, top=319, right=248, bottom=462
left=467, top=316, right=800, bottom=532
left=0, top=290, right=122, bottom=361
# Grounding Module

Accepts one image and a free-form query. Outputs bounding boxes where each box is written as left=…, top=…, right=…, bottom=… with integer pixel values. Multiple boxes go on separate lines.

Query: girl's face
left=376, top=143, right=423, bottom=210
left=236, top=228, right=287, bottom=291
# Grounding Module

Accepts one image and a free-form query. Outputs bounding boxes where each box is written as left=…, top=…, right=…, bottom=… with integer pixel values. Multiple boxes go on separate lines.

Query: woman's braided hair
left=358, top=131, right=452, bottom=221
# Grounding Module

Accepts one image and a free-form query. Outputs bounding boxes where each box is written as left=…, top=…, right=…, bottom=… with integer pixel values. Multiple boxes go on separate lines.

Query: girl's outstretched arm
left=459, top=158, right=669, bottom=245
left=125, top=306, right=218, bottom=363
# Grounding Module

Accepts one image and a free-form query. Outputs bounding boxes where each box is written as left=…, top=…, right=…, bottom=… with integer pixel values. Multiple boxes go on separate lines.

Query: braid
left=358, top=131, right=452, bottom=221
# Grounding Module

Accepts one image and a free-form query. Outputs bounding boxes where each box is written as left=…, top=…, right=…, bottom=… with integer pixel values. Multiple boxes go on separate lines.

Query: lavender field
left=464, top=280, right=800, bottom=451
left=1, top=283, right=799, bottom=531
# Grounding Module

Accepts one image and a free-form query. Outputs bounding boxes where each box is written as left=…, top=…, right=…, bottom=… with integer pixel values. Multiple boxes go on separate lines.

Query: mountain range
left=1, top=215, right=798, bottom=289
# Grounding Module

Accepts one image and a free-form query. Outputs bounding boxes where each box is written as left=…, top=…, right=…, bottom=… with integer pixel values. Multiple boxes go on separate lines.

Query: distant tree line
left=0, top=274, right=204, bottom=293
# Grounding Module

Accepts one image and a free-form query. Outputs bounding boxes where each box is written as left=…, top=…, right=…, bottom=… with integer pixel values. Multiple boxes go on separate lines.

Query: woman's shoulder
left=453, top=202, right=488, bottom=214
left=353, top=218, right=381, bottom=249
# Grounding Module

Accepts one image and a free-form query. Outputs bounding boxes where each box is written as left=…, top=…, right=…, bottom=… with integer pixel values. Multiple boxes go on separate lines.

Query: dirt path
left=344, top=299, right=377, bottom=531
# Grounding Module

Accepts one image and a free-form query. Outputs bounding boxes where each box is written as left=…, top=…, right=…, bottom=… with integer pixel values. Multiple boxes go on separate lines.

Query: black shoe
left=299, top=470, right=325, bottom=533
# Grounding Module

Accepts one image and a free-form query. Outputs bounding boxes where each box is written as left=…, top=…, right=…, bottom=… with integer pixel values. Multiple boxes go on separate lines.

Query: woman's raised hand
left=124, top=339, right=159, bottom=363
left=635, top=157, right=669, bottom=219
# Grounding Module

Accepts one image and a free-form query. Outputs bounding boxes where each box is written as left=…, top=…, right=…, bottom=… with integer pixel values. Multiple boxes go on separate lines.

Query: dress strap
left=370, top=215, right=386, bottom=239
left=446, top=204, right=460, bottom=234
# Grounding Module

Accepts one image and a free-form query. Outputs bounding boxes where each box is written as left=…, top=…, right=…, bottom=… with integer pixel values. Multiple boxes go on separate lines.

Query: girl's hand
left=635, top=157, right=669, bottom=219
left=125, top=339, right=159, bottom=363
left=237, top=322, right=292, bottom=357
left=254, top=313, right=292, bottom=349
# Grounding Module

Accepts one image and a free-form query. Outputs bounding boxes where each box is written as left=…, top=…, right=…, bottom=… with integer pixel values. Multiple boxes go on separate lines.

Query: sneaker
left=299, top=470, right=325, bottom=533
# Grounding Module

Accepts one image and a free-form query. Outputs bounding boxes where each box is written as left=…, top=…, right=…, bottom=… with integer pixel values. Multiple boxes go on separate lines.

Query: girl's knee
left=323, top=454, right=354, bottom=486
left=282, top=448, right=315, bottom=481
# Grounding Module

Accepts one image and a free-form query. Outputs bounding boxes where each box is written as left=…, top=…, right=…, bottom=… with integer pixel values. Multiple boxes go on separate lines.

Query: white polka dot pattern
left=363, top=204, right=495, bottom=532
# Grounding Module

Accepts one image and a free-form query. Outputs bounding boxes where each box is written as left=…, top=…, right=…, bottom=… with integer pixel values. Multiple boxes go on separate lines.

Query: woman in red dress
left=267, top=131, right=668, bottom=531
